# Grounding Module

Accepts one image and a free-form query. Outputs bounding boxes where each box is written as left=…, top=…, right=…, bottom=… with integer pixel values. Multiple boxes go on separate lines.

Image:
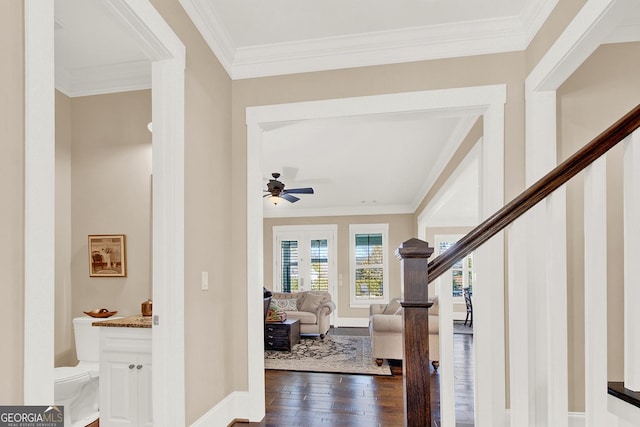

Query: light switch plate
left=201, top=271, right=209, bottom=290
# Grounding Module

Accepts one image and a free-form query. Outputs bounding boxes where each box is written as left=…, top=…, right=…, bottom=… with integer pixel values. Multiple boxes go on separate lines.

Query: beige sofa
left=270, top=291, right=336, bottom=338
left=369, top=297, right=440, bottom=368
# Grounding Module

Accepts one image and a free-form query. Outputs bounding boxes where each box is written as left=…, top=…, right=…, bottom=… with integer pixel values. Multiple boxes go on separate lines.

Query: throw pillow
left=266, top=301, right=287, bottom=322
left=273, top=298, right=298, bottom=311
left=383, top=298, right=402, bottom=315
left=299, top=293, right=326, bottom=313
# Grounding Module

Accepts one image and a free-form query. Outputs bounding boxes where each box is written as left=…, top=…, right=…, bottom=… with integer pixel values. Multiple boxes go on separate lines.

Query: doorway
left=24, top=1, right=185, bottom=424
left=245, top=85, right=506, bottom=421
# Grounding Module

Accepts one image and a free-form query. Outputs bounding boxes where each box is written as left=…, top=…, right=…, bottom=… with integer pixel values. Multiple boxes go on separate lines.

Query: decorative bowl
left=83, top=309, right=118, bottom=318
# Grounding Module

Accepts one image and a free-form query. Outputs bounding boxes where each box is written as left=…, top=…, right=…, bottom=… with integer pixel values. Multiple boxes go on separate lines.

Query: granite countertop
left=92, top=315, right=152, bottom=328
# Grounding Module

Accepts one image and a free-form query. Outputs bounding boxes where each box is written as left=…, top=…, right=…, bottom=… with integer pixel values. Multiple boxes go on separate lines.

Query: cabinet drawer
left=265, top=339, right=290, bottom=350
left=264, top=319, right=300, bottom=351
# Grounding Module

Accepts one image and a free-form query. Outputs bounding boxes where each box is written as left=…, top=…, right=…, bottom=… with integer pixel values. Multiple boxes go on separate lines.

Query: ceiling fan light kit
left=268, top=195, right=284, bottom=205
left=264, top=172, right=314, bottom=205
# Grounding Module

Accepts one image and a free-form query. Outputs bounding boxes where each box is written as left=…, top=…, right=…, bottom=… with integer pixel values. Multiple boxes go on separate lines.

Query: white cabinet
left=99, top=327, right=152, bottom=427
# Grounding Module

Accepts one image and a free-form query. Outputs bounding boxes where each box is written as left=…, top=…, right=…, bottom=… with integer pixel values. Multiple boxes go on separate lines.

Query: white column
left=246, top=120, right=267, bottom=420
left=623, top=129, right=640, bottom=391
left=24, top=0, right=55, bottom=404
left=474, top=102, right=505, bottom=427
left=584, top=157, right=609, bottom=427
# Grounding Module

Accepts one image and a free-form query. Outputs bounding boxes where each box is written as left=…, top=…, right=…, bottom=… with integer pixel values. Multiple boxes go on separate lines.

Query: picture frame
left=88, top=234, right=127, bottom=277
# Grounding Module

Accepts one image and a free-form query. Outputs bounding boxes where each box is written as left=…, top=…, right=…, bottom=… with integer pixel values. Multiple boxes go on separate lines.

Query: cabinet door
left=101, top=351, right=138, bottom=427
left=136, top=353, right=153, bottom=427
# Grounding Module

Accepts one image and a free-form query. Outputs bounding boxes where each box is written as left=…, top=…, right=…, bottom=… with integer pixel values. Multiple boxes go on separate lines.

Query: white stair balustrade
left=623, top=128, right=640, bottom=392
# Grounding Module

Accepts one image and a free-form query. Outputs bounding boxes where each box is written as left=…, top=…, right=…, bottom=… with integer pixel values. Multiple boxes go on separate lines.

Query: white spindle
left=584, top=157, right=609, bottom=427
left=545, top=188, right=569, bottom=423
left=438, top=268, right=455, bottom=426
left=623, top=128, right=640, bottom=391
left=507, top=215, right=535, bottom=425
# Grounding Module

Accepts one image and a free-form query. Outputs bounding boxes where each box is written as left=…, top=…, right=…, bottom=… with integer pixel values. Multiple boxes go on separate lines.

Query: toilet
left=54, top=316, right=110, bottom=427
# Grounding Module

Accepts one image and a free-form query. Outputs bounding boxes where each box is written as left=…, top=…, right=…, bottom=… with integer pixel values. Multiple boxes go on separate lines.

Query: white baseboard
left=608, top=394, right=640, bottom=425
left=569, top=412, right=586, bottom=427
left=332, top=317, right=370, bottom=328
left=333, top=314, right=468, bottom=327
left=505, top=410, right=585, bottom=426
left=191, top=391, right=255, bottom=427
left=452, top=312, right=467, bottom=321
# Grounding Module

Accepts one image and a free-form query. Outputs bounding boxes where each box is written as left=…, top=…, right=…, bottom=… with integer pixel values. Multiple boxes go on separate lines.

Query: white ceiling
left=261, top=112, right=480, bottom=220
left=53, top=0, right=638, bottom=223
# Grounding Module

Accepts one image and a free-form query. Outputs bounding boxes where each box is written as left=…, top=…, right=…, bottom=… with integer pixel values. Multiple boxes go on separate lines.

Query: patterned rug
left=264, top=335, right=392, bottom=376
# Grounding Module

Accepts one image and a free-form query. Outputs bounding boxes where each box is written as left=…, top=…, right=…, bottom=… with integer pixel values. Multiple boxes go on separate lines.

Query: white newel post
left=623, top=128, right=640, bottom=392
left=584, top=157, right=609, bottom=427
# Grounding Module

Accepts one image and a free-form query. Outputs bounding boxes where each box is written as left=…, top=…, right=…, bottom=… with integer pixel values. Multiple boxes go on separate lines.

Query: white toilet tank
left=73, top=317, right=100, bottom=362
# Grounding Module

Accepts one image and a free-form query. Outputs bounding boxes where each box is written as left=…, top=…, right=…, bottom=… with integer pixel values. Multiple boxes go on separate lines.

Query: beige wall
left=264, top=214, right=415, bottom=319
left=557, top=41, right=640, bottom=412
left=149, top=0, right=234, bottom=423
left=54, top=89, right=154, bottom=366
left=0, top=0, right=24, bottom=404
left=68, top=89, right=153, bottom=331
left=525, top=0, right=588, bottom=73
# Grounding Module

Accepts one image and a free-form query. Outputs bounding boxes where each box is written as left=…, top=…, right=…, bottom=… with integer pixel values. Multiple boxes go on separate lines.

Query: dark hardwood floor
left=233, top=325, right=474, bottom=427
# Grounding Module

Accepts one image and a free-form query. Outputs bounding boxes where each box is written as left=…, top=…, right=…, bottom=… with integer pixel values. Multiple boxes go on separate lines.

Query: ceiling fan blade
left=283, top=187, right=314, bottom=194
left=281, top=193, right=300, bottom=203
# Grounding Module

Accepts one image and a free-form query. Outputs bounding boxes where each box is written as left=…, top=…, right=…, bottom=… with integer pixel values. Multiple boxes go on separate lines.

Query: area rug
left=264, top=335, right=392, bottom=376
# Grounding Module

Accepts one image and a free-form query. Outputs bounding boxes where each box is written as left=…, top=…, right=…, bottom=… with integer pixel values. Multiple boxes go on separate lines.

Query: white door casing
left=24, top=1, right=185, bottom=425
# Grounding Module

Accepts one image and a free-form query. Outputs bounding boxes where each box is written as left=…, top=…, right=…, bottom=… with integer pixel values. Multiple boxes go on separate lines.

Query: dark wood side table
left=265, top=318, right=300, bottom=351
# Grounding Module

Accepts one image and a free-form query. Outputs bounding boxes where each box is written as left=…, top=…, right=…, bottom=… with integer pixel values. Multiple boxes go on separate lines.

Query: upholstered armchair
left=369, top=297, right=440, bottom=368
left=270, top=291, right=336, bottom=338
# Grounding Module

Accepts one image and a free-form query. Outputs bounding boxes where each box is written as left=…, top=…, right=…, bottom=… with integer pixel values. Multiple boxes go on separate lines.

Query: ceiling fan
left=264, top=172, right=314, bottom=204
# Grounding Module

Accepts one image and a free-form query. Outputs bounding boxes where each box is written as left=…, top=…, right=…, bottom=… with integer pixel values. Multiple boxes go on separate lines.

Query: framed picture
left=89, top=234, right=127, bottom=277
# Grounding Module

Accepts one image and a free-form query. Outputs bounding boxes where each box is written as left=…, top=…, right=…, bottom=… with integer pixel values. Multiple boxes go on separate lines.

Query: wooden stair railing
left=398, top=103, right=640, bottom=427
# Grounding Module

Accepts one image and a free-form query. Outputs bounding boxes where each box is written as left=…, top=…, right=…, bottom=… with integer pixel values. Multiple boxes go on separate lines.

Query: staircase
left=399, top=104, right=640, bottom=426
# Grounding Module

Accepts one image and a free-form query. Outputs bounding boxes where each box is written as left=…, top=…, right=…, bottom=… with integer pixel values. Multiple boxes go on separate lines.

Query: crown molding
left=231, top=17, right=525, bottom=79
left=263, top=203, right=415, bottom=219
left=178, top=0, right=235, bottom=77
left=604, top=22, right=640, bottom=44
left=55, top=60, right=151, bottom=97
left=520, top=0, right=559, bottom=46
left=181, top=0, right=558, bottom=80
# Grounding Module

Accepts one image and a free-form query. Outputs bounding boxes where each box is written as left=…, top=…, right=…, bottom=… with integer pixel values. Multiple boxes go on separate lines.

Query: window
left=274, top=225, right=336, bottom=295
left=280, top=240, right=299, bottom=292
left=349, top=224, right=389, bottom=307
left=435, top=236, right=473, bottom=299
left=309, top=239, right=329, bottom=291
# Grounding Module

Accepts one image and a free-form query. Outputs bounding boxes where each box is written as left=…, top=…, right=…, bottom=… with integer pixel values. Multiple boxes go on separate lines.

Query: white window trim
left=349, top=224, right=389, bottom=308
left=434, top=234, right=473, bottom=305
